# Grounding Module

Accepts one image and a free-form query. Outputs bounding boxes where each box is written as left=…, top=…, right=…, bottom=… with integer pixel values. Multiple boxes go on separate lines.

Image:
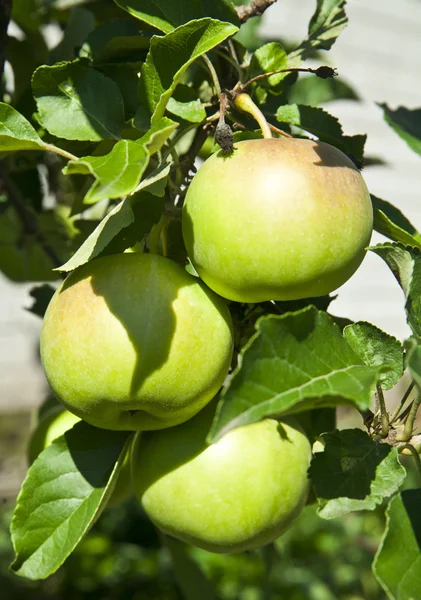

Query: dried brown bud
left=315, top=66, right=338, bottom=79
left=215, top=118, right=234, bottom=155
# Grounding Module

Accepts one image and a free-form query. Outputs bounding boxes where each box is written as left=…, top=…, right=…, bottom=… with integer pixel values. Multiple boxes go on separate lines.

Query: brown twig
left=241, top=66, right=338, bottom=90
left=268, top=123, right=292, bottom=138
left=236, top=0, right=278, bottom=23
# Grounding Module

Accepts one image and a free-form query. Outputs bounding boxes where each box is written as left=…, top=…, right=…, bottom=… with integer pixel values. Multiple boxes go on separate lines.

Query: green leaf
left=57, top=198, right=135, bottom=271
left=164, top=536, right=216, bottom=600
left=372, top=195, right=421, bottom=249
left=139, top=18, right=238, bottom=125
left=380, top=104, right=421, bottom=157
left=209, top=306, right=378, bottom=442
left=343, top=322, right=404, bottom=390
left=288, top=0, right=348, bottom=66
left=113, top=0, right=240, bottom=34
left=98, top=64, right=140, bottom=119
left=79, top=19, right=150, bottom=64
left=58, top=191, right=163, bottom=271
left=0, top=103, right=45, bottom=151
left=248, top=42, right=288, bottom=87
left=373, top=490, right=421, bottom=599
left=32, top=61, right=125, bottom=141
left=275, top=104, right=366, bottom=162
left=135, top=162, right=171, bottom=196
left=63, top=118, right=176, bottom=204
left=371, top=243, right=421, bottom=339
left=10, top=422, right=130, bottom=580
left=310, top=429, right=406, bottom=519
left=407, top=339, right=421, bottom=391
left=167, top=85, right=207, bottom=123
left=64, top=140, right=150, bottom=204
left=138, top=116, right=179, bottom=154
left=99, top=191, right=165, bottom=255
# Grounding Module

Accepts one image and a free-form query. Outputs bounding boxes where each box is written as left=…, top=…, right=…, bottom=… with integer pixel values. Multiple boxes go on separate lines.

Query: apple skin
left=182, top=138, right=373, bottom=303
left=131, top=403, right=311, bottom=553
left=28, top=408, right=133, bottom=506
left=28, top=408, right=81, bottom=465
left=40, top=253, right=233, bottom=431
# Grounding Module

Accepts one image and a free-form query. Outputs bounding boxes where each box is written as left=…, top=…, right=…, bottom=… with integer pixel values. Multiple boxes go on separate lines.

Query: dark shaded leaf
left=310, top=429, right=406, bottom=519
left=276, top=103, right=366, bottom=162
left=380, top=104, right=421, bottom=157
left=165, top=536, right=216, bottom=600
left=372, top=195, right=421, bottom=249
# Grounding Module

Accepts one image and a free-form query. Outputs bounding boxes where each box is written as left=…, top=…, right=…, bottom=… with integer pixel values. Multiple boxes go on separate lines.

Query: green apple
left=182, top=138, right=373, bottom=303
left=40, top=253, right=233, bottom=431
left=28, top=408, right=133, bottom=506
left=131, top=403, right=311, bottom=553
left=28, top=408, right=81, bottom=464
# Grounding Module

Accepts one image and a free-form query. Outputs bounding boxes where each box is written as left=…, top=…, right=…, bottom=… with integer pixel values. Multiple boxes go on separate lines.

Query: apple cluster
left=35, top=138, right=373, bottom=553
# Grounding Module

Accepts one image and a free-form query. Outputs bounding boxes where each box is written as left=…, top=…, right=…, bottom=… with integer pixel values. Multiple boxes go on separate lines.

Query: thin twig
left=390, top=381, right=415, bottom=424
left=241, top=66, right=337, bottom=90
left=201, top=54, right=221, bottom=99
left=397, top=394, right=421, bottom=442
left=43, top=143, right=78, bottom=162
left=236, top=0, right=277, bottom=23
left=268, top=123, right=292, bottom=138
left=376, top=383, right=389, bottom=438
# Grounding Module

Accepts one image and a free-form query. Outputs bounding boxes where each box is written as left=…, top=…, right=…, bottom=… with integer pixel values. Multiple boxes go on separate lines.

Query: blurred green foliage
left=0, top=493, right=391, bottom=600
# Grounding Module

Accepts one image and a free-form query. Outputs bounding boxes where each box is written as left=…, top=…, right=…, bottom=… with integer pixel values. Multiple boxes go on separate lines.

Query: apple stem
left=233, top=93, right=272, bottom=139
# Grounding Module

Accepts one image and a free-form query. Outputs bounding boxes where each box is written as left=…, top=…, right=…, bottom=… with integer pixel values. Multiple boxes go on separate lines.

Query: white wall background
left=1, top=0, right=421, bottom=412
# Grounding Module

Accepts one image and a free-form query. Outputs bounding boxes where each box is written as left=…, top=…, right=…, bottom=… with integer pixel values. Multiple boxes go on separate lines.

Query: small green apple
left=28, top=408, right=80, bottom=464
left=28, top=408, right=133, bottom=506
left=131, top=403, right=311, bottom=553
left=40, top=253, right=233, bottom=431
left=182, top=138, right=373, bottom=303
